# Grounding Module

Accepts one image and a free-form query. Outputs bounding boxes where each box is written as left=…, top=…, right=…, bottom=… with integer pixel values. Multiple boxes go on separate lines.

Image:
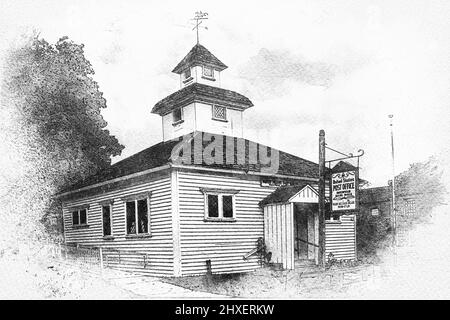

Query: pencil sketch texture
left=0, top=1, right=449, bottom=299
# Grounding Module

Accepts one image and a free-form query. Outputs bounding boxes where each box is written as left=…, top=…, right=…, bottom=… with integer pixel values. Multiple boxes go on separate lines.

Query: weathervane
left=192, top=11, right=208, bottom=44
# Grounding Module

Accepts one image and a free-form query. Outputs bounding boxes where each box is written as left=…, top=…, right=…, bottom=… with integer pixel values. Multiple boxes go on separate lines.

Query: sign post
left=318, top=130, right=326, bottom=267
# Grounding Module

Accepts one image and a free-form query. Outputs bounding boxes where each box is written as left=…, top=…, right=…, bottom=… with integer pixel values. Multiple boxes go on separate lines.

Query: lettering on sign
left=331, top=170, right=356, bottom=211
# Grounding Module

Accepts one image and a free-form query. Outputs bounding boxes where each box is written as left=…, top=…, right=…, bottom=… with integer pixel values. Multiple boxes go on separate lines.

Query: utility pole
left=389, top=114, right=397, bottom=247
left=318, top=130, right=326, bottom=267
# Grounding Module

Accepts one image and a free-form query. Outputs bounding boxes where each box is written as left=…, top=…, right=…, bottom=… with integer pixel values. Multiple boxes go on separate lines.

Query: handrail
left=296, top=238, right=319, bottom=248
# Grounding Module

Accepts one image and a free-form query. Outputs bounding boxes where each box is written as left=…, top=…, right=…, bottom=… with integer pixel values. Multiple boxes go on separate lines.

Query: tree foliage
left=394, top=156, right=447, bottom=217
left=0, top=35, right=124, bottom=244
left=356, top=156, right=447, bottom=259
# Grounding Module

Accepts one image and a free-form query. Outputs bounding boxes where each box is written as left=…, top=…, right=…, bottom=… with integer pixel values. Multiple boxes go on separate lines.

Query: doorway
left=294, top=203, right=318, bottom=262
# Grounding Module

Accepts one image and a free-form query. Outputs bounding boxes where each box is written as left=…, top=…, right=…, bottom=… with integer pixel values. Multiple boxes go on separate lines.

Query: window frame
left=172, top=108, right=183, bottom=125
left=371, top=207, right=380, bottom=216
left=325, top=211, right=341, bottom=222
left=200, top=187, right=239, bottom=222
left=202, top=66, right=215, bottom=79
left=70, top=206, right=89, bottom=228
left=211, top=105, right=227, bottom=122
left=184, top=67, right=191, bottom=79
left=122, top=192, right=151, bottom=237
left=100, top=200, right=114, bottom=238
left=404, top=199, right=416, bottom=215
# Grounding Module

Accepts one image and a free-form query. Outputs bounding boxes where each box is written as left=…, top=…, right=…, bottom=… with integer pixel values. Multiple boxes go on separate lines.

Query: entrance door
left=295, top=210, right=309, bottom=259
left=294, top=204, right=318, bottom=262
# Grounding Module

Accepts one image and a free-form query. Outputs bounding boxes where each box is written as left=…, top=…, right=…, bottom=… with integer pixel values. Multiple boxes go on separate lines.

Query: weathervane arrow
left=191, top=11, right=209, bottom=44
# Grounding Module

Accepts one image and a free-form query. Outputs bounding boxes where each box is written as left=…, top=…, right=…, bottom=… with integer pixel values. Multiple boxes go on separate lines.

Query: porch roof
left=259, top=183, right=316, bottom=207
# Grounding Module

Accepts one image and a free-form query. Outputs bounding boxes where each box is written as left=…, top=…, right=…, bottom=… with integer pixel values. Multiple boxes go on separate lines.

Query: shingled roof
left=151, top=83, right=253, bottom=115
left=172, top=44, right=228, bottom=74
left=60, top=132, right=323, bottom=194
left=332, top=161, right=357, bottom=172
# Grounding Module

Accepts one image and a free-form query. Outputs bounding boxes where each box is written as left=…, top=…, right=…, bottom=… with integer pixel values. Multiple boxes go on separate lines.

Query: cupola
left=152, top=43, right=253, bottom=141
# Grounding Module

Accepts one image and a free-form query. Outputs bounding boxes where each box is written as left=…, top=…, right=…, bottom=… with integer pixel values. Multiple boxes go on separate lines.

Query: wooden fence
left=53, top=243, right=151, bottom=272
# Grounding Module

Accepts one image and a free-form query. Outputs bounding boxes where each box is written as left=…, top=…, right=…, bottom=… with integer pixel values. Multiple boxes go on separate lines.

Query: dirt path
left=101, top=269, right=227, bottom=299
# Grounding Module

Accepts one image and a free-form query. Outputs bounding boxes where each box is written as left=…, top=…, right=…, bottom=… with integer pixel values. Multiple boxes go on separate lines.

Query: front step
left=268, top=263, right=284, bottom=271
left=295, top=259, right=316, bottom=267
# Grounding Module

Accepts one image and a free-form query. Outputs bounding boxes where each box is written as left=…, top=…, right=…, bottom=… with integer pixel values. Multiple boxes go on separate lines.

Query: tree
left=0, top=34, right=124, bottom=245
left=395, top=156, right=447, bottom=218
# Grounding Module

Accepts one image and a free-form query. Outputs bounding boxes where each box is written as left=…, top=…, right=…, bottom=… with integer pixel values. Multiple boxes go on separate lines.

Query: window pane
left=223, top=195, right=233, bottom=218
left=173, top=109, right=182, bottom=122
left=332, top=213, right=340, bottom=221
left=102, top=206, right=111, bottom=236
left=213, top=106, right=226, bottom=120
left=184, top=68, right=191, bottom=79
left=207, top=195, right=219, bottom=218
left=203, top=66, right=214, bottom=77
left=137, top=199, right=148, bottom=234
left=79, top=209, right=87, bottom=224
left=72, top=211, right=79, bottom=225
left=126, top=201, right=136, bottom=234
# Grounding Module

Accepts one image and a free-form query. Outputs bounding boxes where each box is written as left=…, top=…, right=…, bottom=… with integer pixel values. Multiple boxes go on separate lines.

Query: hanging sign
left=331, top=170, right=356, bottom=211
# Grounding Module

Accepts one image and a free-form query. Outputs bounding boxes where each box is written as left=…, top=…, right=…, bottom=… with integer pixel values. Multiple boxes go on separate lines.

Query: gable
left=288, top=185, right=319, bottom=203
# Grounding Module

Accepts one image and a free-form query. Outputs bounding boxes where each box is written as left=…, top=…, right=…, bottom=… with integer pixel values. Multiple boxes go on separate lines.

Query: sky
left=1, top=0, right=449, bottom=186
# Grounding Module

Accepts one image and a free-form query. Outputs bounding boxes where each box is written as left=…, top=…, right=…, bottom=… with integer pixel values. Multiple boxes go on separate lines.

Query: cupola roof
left=172, top=44, right=228, bottom=74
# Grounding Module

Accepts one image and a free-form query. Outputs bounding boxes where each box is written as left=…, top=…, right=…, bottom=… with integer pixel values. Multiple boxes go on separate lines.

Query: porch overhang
left=259, top=184, right=328, bottom=207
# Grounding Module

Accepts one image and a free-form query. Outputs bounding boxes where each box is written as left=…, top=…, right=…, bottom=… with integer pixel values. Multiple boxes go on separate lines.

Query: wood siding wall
left=325, top=214, right=356, bottom=261
left=177, top=170, right=277, bottom=276
left=62, top=174, right=174, bottom=276
left=263, top=203, right=295, bottom=269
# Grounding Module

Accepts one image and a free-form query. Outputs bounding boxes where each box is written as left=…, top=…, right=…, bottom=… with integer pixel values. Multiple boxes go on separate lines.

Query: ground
left=163, top=204, right=450, bottom=299
left=1, top=205, right=449, bottom=299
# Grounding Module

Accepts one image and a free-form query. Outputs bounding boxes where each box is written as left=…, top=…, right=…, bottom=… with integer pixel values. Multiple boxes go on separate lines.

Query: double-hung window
left=71, top=207, right=88, bottom=227
left=123, top=192, right=151, bottom=236
left=200, top=188, right=239, bottom=221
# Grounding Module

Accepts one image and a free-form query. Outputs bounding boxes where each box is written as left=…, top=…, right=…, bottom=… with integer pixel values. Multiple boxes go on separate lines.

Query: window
left=223, top=195, right=233, bottom=218
left=72, top=208, right=88, bottom=226
left=371, top=208, right=379, bottom=216
left=325, top=211, right=340, bottom=221
left=200, top=188, right=239, bottom=220
left=125, top=197, right=150, bottom=235
left=183, top=68, right=191, bottom=80
left=212, top=105, right=227, bottom=121
left=202, top=66, right=214, bottom=79
left=207, top=194, right=219, bottom=218
left=404, top=199, right=416, bottom=215
left=102, top=205, right=112, bottom=236
left=173, top=108, right=183, bottom=123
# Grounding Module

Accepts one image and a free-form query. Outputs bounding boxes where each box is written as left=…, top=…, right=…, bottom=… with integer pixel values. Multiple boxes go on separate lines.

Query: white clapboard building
left=57, top=43, right=357, bottom=276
